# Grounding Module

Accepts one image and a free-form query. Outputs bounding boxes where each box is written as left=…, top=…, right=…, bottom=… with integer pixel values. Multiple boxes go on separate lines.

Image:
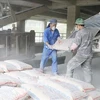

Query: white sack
left=53, top=38, right=74, bottom=51
left=0, top=86, right=29, bottom=100
left=0, top=74, right=20, bottom=86
left=38, top=78, right=87, bottom=100
left=22, top=69, right=51, bottom=78
left=51, top=76, right=95, bottom=92
left=4, top=60, right=33, bottom=71
left=21, top=84, right=67, bottom=100
left=5, top=71, right=38, bottom=84
left=87, top=90, right=100, bottom=100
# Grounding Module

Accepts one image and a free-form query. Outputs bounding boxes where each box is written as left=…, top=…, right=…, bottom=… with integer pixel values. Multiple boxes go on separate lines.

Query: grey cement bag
left=53, top=38, right=74, bottom=51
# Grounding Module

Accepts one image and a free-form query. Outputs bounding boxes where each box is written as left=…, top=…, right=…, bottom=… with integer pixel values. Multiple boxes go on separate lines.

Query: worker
left=66, top=18, right=93, bottom=83
left=12, top=24, right=17, bottom=32
left=40, top=19, right=61, bottom=75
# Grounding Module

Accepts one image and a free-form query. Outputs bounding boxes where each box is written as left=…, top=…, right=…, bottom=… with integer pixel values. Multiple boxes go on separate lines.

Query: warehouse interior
left=0, top=0, right=100, bottom=98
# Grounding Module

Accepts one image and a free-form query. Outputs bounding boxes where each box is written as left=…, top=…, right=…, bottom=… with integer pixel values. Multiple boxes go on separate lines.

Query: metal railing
left=0, top=30, right=35, bottom=59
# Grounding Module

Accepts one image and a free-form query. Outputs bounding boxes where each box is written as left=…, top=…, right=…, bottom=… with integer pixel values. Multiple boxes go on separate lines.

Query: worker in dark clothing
left=66, top=18, right=93, bottom=83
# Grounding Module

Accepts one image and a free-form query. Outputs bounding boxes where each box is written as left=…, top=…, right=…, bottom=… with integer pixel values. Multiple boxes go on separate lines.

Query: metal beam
left=39, top=11, right=92, bottom=20
left=49, top=0, right=68, bottom=4
left=81, top=8, right=97, bottom=15
left=0, top=0, right=41, bottom=7
left=80, top=13, right=91, bottom=19
left=7, top=0, right=16, bottom=22
left=0, top=3, right=3, bottom=16
left=48, top=2, right=69, bottom=9
left=49, top=0, right=100, bottom=9
left=0, top=6, right=48, bottom=27
left=26, top=0, right=52, bottom=5
left=77, top=0, right=100, bottom=6
left=40, top=11, right=67, bottom=19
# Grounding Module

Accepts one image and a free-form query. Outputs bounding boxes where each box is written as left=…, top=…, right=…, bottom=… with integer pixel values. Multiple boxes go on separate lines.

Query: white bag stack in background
left=0, top=86, right=29, bottom=100
left=5, top=71, right=38, bottom=84
left=53, top=38, right=74, bottom=51
left=4, top=60, right=33, bottom=71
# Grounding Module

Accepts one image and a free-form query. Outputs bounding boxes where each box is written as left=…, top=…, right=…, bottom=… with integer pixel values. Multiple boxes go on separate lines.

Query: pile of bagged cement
left=0, top=60, right=99, bottom=100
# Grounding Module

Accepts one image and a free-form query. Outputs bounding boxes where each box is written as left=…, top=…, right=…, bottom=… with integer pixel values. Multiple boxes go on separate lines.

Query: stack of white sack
left=22, top=69, right=52, bottom=78
left=38, top=76, right=87, bottom=100
left=4, top=60, right=33, bottom=71
left=0, top=61, right=23, bottom=72
left=87, top=90, right=100, bottom=100
left=5, top=71, right=38, bottom=84
left=0, top=74, right=20, bottom=87
left=21, top=84, right=67, bottom=100
left=51, top=76, right=95, bottom=92
left=52, top=38, right=74, bottom=51
left=50, top=76, right=100, bottom=100
left=0, top=86, right=30, bottom=100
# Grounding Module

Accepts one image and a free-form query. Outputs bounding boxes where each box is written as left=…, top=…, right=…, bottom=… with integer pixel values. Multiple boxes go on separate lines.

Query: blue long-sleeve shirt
left=43, top=27, right=60, bottom=48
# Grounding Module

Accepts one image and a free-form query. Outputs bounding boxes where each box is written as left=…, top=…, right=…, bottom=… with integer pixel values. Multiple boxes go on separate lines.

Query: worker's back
left=75, top=28, right=93, bottom=57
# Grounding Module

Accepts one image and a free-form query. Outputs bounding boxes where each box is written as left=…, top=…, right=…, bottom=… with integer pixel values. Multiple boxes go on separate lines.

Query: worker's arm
left=44, top=30, right=49, bottom=44
left=70, top=43, right=78, bottom=51
left=43, top=30, right=53, bottom=49
left=57, top=29, right=62, bottom=43
left=70, top=31, right=82, bottom=51
left=45, top=42, right=53, bottom=49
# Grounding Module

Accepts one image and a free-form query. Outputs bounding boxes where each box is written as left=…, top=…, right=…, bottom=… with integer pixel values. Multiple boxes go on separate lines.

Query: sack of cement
left=22, top=69, right=52, bottom=78
left=87, top=90, right=100, bottom=100
left=53, top=38, right=74, bottom=51
left=0, top=86, right=29, bottom=100
left=51, top=76, right=95, bottom=92
left=0, top=61, right=22, bottom=72
left=5, top=71, right=38, bottom=84
left=4, top=60, right=33, bottom=71
left=38, top=78, right=87, bottom=100
left=0, top=74, right=20, bottom=87
left=21, top=84, right=67, bottom=100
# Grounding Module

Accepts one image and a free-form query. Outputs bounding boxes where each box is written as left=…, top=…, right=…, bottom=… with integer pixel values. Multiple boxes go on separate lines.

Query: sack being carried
left=53, top=38, right=74, bottom=51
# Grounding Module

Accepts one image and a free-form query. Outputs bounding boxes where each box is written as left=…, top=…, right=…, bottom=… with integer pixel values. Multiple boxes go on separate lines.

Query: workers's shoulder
left=55, top=28, right=59, bottom=34
left=44, top=27, right=50, bottom=32
left=77, top=28, right=88, bottom=36
left=44, top=28, right=50, bottom=34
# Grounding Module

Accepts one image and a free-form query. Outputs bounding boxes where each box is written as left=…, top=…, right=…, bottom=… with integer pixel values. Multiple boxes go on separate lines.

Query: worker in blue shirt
left=40, top=19, right=61, bottom=75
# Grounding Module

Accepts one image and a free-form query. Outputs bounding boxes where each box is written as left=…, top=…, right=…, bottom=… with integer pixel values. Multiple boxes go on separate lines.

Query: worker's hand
left=47, top=44, right=53, bottom=50
left=68, top=47, right=71, bottom=52
left=70, top=43, right=78, bottom=51
left=57, top=37, right=62, bottom=44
